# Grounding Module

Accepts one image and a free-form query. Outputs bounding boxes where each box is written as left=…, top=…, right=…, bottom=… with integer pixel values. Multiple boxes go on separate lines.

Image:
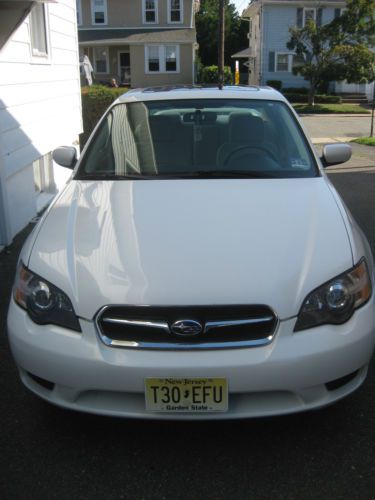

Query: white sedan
left=7, top=86, right=375, bottom=419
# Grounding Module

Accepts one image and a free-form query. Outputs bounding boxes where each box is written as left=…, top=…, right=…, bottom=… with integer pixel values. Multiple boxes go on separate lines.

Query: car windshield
left=76, top=99, right=318, bottom=179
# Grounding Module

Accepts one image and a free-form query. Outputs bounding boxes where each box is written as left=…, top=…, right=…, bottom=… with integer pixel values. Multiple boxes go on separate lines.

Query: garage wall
left=0, top=0, right=83, bottom=246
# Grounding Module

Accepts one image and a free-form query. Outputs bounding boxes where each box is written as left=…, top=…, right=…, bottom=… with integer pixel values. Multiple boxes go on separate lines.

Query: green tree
left=196, top=0, right=248, bottom=68
left=287, top=0, right=375, bottom=105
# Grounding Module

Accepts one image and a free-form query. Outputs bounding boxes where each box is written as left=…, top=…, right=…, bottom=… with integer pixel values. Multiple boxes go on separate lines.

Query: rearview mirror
left=53, top=146, right=77, bottom=169
left=321, top=144, right=352, bottom=167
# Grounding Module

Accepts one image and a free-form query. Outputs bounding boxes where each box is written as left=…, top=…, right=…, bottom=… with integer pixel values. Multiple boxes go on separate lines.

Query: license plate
left=145, top=378, right=228, bottom=413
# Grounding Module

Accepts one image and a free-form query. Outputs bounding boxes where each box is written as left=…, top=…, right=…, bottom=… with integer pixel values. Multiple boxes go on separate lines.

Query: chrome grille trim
left=99, top=336, right=275, bottom=350
left=95, top=305, right=279, bottom=350
left=102, top=318, right=170, bottom=332
left=205, top=317, right=274, bottom=331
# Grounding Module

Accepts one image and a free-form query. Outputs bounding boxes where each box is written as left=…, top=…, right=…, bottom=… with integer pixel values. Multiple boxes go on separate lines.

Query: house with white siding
left=0, top=0, right=82, bottom=248
left=240, top=0, right=374, bottom=100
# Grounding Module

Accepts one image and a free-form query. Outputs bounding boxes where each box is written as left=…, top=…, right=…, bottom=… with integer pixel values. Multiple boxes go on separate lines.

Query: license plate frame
left=145, top=377, right=228, bottom=413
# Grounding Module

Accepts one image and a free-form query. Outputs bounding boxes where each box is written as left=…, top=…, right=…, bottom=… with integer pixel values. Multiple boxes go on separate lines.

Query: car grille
left=96, top=305, right=278, bottom=350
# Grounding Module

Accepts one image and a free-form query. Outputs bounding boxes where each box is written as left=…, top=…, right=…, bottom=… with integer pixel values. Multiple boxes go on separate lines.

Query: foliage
left=266, top=80, right=282, bottom=91
left=199, top=65, right=233, bottom=84
left=351, top=137, right=375, bottom=146
left=287, top=0, right=375, bottom=105
left=282, top=87, right=309, bottom=95
left=284, top=94, right=341, bottom=104
left=196, top=0, right=248, bottom=68
left=293, top=103, right=370, bottom=114
left=80, top=85, right=128, bottom=147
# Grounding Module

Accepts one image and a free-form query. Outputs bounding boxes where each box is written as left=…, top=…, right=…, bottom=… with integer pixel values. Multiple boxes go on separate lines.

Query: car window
left=77, top=99, right=319, bottom=179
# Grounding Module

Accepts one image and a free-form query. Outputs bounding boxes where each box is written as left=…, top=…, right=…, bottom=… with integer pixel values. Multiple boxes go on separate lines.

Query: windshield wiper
left=170, top=170, right=278, bottom=178
left=76, top=172, right=153, bottom=180
left=76, top=170, right=279, bottom=180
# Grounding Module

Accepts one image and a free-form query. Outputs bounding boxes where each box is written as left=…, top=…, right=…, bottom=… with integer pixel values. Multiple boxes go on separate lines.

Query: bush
left=200, top=65, right=233, bottom=85
left=283, top=93, right=342, bottom=104
left=317, top=81, right=330, bottom=94
left=80, top=85, right=128, bottom=147
left=282, top=87, right=309, bottom=94
left=266, top=80, right=282, bottom=91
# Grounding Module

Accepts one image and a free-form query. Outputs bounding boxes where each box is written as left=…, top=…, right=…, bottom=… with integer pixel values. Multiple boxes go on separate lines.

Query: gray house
left=240, top=0, right=374, bottom=100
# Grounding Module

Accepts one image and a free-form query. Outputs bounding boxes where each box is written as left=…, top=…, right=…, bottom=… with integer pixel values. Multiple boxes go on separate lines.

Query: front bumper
left=7, top=298, right=375, bottom=419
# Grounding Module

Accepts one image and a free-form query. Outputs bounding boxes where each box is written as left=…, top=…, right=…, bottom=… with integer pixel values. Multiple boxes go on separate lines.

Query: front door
left=118, top=51, right=131, bottom=85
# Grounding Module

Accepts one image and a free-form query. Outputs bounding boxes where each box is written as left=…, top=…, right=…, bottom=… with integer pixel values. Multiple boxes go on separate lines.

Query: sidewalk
left=302, top=114, right=373, bottom=145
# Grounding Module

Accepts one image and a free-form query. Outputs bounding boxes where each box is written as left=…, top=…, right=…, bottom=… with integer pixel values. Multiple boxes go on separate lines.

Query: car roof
left=116, top=85, right=288, bottom=104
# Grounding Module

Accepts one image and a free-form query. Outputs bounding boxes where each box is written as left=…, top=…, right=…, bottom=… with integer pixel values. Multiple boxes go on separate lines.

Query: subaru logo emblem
left=171, top=319, right=202, bottom=336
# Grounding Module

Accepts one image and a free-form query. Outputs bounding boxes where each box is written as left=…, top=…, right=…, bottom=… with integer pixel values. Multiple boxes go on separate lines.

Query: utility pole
left=218, top=0, right=225, bottom=89
left=371, top=80, right=375, bottom=137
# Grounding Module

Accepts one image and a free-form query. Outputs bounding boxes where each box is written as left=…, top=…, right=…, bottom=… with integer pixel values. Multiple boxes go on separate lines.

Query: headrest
left=149, top=114, right=180, bottom=142
left=183, top=111, right=217, bottom=124
left=229, top=113, right=264, bottom=143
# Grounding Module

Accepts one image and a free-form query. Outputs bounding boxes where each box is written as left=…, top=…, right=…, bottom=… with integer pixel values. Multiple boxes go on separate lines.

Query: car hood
left=28, top=179, right=353, bottom=320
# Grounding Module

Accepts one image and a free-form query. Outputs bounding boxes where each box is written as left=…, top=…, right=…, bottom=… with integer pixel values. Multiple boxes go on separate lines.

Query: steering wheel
left=223, top=146, right=279, bottom=167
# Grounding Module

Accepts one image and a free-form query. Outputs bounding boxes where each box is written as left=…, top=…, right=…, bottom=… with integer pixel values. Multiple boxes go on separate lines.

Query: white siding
left=0, top=0, right=83, bottom=245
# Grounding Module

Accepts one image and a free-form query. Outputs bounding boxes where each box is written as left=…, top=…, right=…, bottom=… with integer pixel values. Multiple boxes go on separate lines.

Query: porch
left=81, top=45, right=131, bottom=86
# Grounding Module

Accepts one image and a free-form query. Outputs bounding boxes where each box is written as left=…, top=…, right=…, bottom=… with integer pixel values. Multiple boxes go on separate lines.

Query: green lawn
left=293, top=103, right=371, bottom=114
left=351, top=137, right=375, bottom=146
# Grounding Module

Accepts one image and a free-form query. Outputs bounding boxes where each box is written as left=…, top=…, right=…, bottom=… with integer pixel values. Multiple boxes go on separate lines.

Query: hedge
left=199, top=65, right=233, bottom=85
left=283, top=93, right=342, bottom=104
left=266, top=80, right=282, bottom=91
left=282, top=87, right=309, bottom=94
left=80, top=85, right=128, bottom=147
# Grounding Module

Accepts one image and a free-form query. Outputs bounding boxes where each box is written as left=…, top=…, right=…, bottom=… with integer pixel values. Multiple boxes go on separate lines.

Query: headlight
left=13, top=262, right=81, bottom=332
left=294, top=259, right=372, bottom=332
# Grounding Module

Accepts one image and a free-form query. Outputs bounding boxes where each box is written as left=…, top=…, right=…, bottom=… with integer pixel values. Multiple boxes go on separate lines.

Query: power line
left=235, top=0, right=249, bottom=15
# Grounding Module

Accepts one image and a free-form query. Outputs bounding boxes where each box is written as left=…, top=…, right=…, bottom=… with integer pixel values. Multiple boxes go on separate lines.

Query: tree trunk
left=308, top=79, right=316, bottom=106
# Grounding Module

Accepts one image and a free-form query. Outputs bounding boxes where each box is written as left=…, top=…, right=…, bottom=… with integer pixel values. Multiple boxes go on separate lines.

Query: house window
left=147, top=46, right=160, bottom=72
left=91, top=0, right=107, bottom=25
left=145, top=45, right=180, bottom=73
left=293, top=54, right=304, bottom=70
left=165, top=46, right=177, bottom=71
left=276, top=53, right=293, bottom=72
left=93, top=47, right=109, bottom=73
left=303, top=8, right=316, bottom=25
left=168, top=0, right=183, bottom=23
left=143, top=0, right=158, bottom=24
left=77, top=0, right=82, bottom=25
left=29, top=4, right=48, bottom=57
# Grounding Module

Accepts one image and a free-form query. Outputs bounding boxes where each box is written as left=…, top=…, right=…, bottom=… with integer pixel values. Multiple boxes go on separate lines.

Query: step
left=341, top=97, right=368, bottom=102
left=341, top=99, right=369, bottom=104
left=336, top=93, right=367, bottom=97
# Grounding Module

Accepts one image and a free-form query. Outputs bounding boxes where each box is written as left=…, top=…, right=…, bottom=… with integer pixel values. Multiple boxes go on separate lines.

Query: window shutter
left=317, top=8, right=323, bottom=26
left=334, top=8, right=341, bottom=19
left=269, top=51, right=275, bottom=72
left=296, top=8, right=303, bottom=28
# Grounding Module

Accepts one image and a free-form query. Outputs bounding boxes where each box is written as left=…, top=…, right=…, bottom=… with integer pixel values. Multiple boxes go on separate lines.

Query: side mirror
left=53, top=146, right=77, bottom=169
left=321, top=143, right=352, bottom=167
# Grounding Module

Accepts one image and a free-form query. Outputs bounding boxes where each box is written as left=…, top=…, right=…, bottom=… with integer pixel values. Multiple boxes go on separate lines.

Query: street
left=1, top=166, right=375, bottom=499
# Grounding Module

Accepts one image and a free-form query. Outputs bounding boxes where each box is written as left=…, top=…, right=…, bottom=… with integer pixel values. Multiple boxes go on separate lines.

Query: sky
left=232, top=0, right=249, bottom=15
